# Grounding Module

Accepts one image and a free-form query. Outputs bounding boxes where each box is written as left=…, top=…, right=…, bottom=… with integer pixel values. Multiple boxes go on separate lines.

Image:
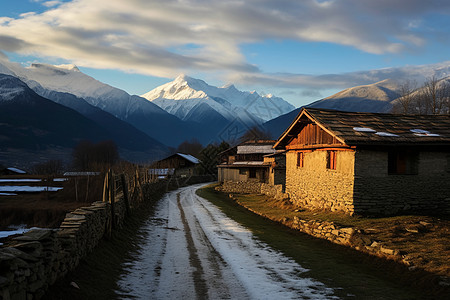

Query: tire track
left=177, top=192, right=208, bottom=300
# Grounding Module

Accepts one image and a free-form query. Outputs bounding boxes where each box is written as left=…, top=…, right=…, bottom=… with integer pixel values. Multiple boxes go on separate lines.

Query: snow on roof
left=410, top=129, right=441, bottom=137
left=353, top=127, right=376, bottom=133
left=177, top=153, right=200, bottom=164
left=275, top=108, right=450, bottom=149
left=6, top=167, right=26, bottom=174
left=375, top=132, right=399, bottom=137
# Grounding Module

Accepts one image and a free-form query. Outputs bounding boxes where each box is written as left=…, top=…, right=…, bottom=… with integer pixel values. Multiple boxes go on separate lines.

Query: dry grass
left=0, top=176, right=103, bottom=230
left=226, top=189, right=450, bottom=278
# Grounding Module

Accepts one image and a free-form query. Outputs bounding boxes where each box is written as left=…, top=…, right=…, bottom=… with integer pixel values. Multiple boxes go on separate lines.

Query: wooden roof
left=275, top=108, right=450, bottom=148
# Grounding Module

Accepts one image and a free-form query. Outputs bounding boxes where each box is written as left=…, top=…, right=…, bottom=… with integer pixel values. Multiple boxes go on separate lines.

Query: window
left=297, top=152, right=304, bottom=168
left=239, top=168, right=247, bottom=175
left=249, top=168, right=257, bottom=178
left=388, top=150, right=418, bottom=175
left=326, top=150, right=337, bottom=170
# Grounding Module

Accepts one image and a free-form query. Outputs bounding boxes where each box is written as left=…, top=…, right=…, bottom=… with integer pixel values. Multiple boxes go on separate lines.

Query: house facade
left=275, top=108, right=450, bottom=216
left=149, top=153, right=200, bottom=178
left=218, top=140, right=286, bottom=197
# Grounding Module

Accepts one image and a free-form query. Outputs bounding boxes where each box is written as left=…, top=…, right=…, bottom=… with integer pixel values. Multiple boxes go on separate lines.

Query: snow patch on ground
left=117, top=184, right=338, bottom=299
left=0, top=186, right=63, bottom=192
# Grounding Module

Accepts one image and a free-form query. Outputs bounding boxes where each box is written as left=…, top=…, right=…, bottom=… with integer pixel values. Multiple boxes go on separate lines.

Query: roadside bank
left=199, top=186, right=450, bottom=299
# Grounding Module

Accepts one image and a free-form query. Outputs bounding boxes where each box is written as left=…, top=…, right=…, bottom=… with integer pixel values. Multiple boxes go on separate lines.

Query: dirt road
left=117, top=183, right=338, bottom=299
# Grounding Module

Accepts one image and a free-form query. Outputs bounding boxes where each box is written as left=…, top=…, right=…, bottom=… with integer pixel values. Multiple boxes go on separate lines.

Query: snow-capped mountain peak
left=141, top=74, right=295, bottom=123
left=0, top=74, right=28, bottom=101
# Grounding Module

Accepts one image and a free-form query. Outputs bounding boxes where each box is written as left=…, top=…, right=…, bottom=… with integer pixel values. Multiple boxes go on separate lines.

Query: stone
left=1, top=248, right=39, bottom=262
left=405, top=227, right=419, bottom=234
left=370, top=241, right=380, bottom=248
left=340, top=227, right=355, bottom=235
left=11, top=242, right=42, bottom=251
left=13, top=229, right=52, bottom=242
left=0, top=276, right=10, bottom=288
left=380, top=246, right=396, bottom=256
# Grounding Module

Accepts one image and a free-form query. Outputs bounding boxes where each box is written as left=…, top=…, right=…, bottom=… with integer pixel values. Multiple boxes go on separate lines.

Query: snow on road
left=117, top=183, right=338, bottom=299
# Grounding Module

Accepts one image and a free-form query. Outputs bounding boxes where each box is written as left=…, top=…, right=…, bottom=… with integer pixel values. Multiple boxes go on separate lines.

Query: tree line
left=392, top=76, right=450, bottom=115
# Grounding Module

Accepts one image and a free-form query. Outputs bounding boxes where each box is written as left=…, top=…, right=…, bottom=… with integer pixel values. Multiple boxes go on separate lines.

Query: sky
left=0, top=0, right=449, bottom=107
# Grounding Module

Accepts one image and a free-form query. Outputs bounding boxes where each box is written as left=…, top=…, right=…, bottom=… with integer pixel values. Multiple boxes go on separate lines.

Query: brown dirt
left=226, top=191, right=450, bottom=279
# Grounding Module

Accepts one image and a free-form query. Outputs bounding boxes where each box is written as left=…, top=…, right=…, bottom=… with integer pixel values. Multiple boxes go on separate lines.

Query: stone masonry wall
left=221, top=180, right=262, bottom=194
left=260, top=183, right=287, bottom=200
left=353, top=150, right=450, bottom=215
left=285, top=150, right=356, bottom=214
left=0, top=175, right=215, bottom=300
left=0, top=200, right=120, bottom=300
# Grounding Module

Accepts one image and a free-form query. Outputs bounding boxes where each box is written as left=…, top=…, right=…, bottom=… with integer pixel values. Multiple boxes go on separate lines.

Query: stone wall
left=285, top=150, right=356, bottom=214
left=221, top=180, right=262, bottom=194
left=260, top=183, right=287, bottom=200
left=353, top=150, right=450, bottom=215
left=0, top=200, right=120, bottom=300
left=289, top=217, right=402, bottom=259
left=0, top=176, right=214, bottom=300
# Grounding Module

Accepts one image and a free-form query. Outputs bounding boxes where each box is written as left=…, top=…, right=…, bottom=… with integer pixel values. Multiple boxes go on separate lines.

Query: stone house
left=218, top=140, right=286, bottom=197
left=274, top=107, right=450, bottom=216
left=149, top=153, right=200, bottom=178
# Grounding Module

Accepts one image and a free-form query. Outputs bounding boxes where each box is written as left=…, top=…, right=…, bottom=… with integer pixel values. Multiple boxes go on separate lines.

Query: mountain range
left=264, top=76, right=450, bottom=138
left=1, top=57, right=449, bottom=169
left=0, top=60, right=296, bottom=168
left=142, top=74, right=294, bottom=124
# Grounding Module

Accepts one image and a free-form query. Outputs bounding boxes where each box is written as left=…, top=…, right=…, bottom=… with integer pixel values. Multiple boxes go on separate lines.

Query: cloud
left=0, top=0, right=448, bottom=81
left=0, top=35, right=31, bottom=52
left=232, top=61, right=450, bottom=90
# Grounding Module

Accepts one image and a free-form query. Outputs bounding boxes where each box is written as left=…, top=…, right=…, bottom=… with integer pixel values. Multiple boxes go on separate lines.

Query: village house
left=149, top=153, right=200, bottom=178
left=274, top=107, right=450, bottom=216
left=218, top=140, right=286, bottom=198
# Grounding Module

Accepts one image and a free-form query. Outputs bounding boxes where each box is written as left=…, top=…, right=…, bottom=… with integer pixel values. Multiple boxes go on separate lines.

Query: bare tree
left=72, top=140, right=119, bottom=171
left=239, top=126, right=273, bottom=143
left=392, top=79, right=418, bottom=114
left=392, top=76, right=450, bottom=115
left=176, top=138, right=203, bottom=157
left=32, top=160, right=65, bottom=175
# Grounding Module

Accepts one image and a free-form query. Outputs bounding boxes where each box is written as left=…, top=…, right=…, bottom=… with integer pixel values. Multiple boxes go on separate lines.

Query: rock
left=1, top=248, right=39, bottom=262
left=419, top=221, right=431, bottom=227
left=405, top=227, right=419, bottom=233
left=70, top=281, right=80, bottom=289
left=0, top=276, right=10, bottom=288
left=13, top=229, right=52, bottom=242
left=370, top=241, right=380, bottom=248
left=340, top=227, right=356, bottom=235
left=380, top=246, right=396, bottom=256
left=11, top=241, right=42, bottom=251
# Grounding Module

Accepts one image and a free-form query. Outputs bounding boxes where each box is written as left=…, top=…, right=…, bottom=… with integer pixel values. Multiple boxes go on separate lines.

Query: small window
left=239, top=168, right=246, bottom=175
left=297, top=152, right=304, bottom=168
left=249, top=168, right=256, bottom=178
left=327, top=150, right=337, bottom=170
left=388, top=150, right=418, bottom=175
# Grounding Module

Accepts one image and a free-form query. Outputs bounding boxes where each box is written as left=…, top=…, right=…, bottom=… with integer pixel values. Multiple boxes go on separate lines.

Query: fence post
left=110, top=169, right=116, bottom=230
left=102, top=172, right=109, bottom=203
left=120, top=173, right=131, bottom=216
left=135, top=169, right=144, bottom=203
